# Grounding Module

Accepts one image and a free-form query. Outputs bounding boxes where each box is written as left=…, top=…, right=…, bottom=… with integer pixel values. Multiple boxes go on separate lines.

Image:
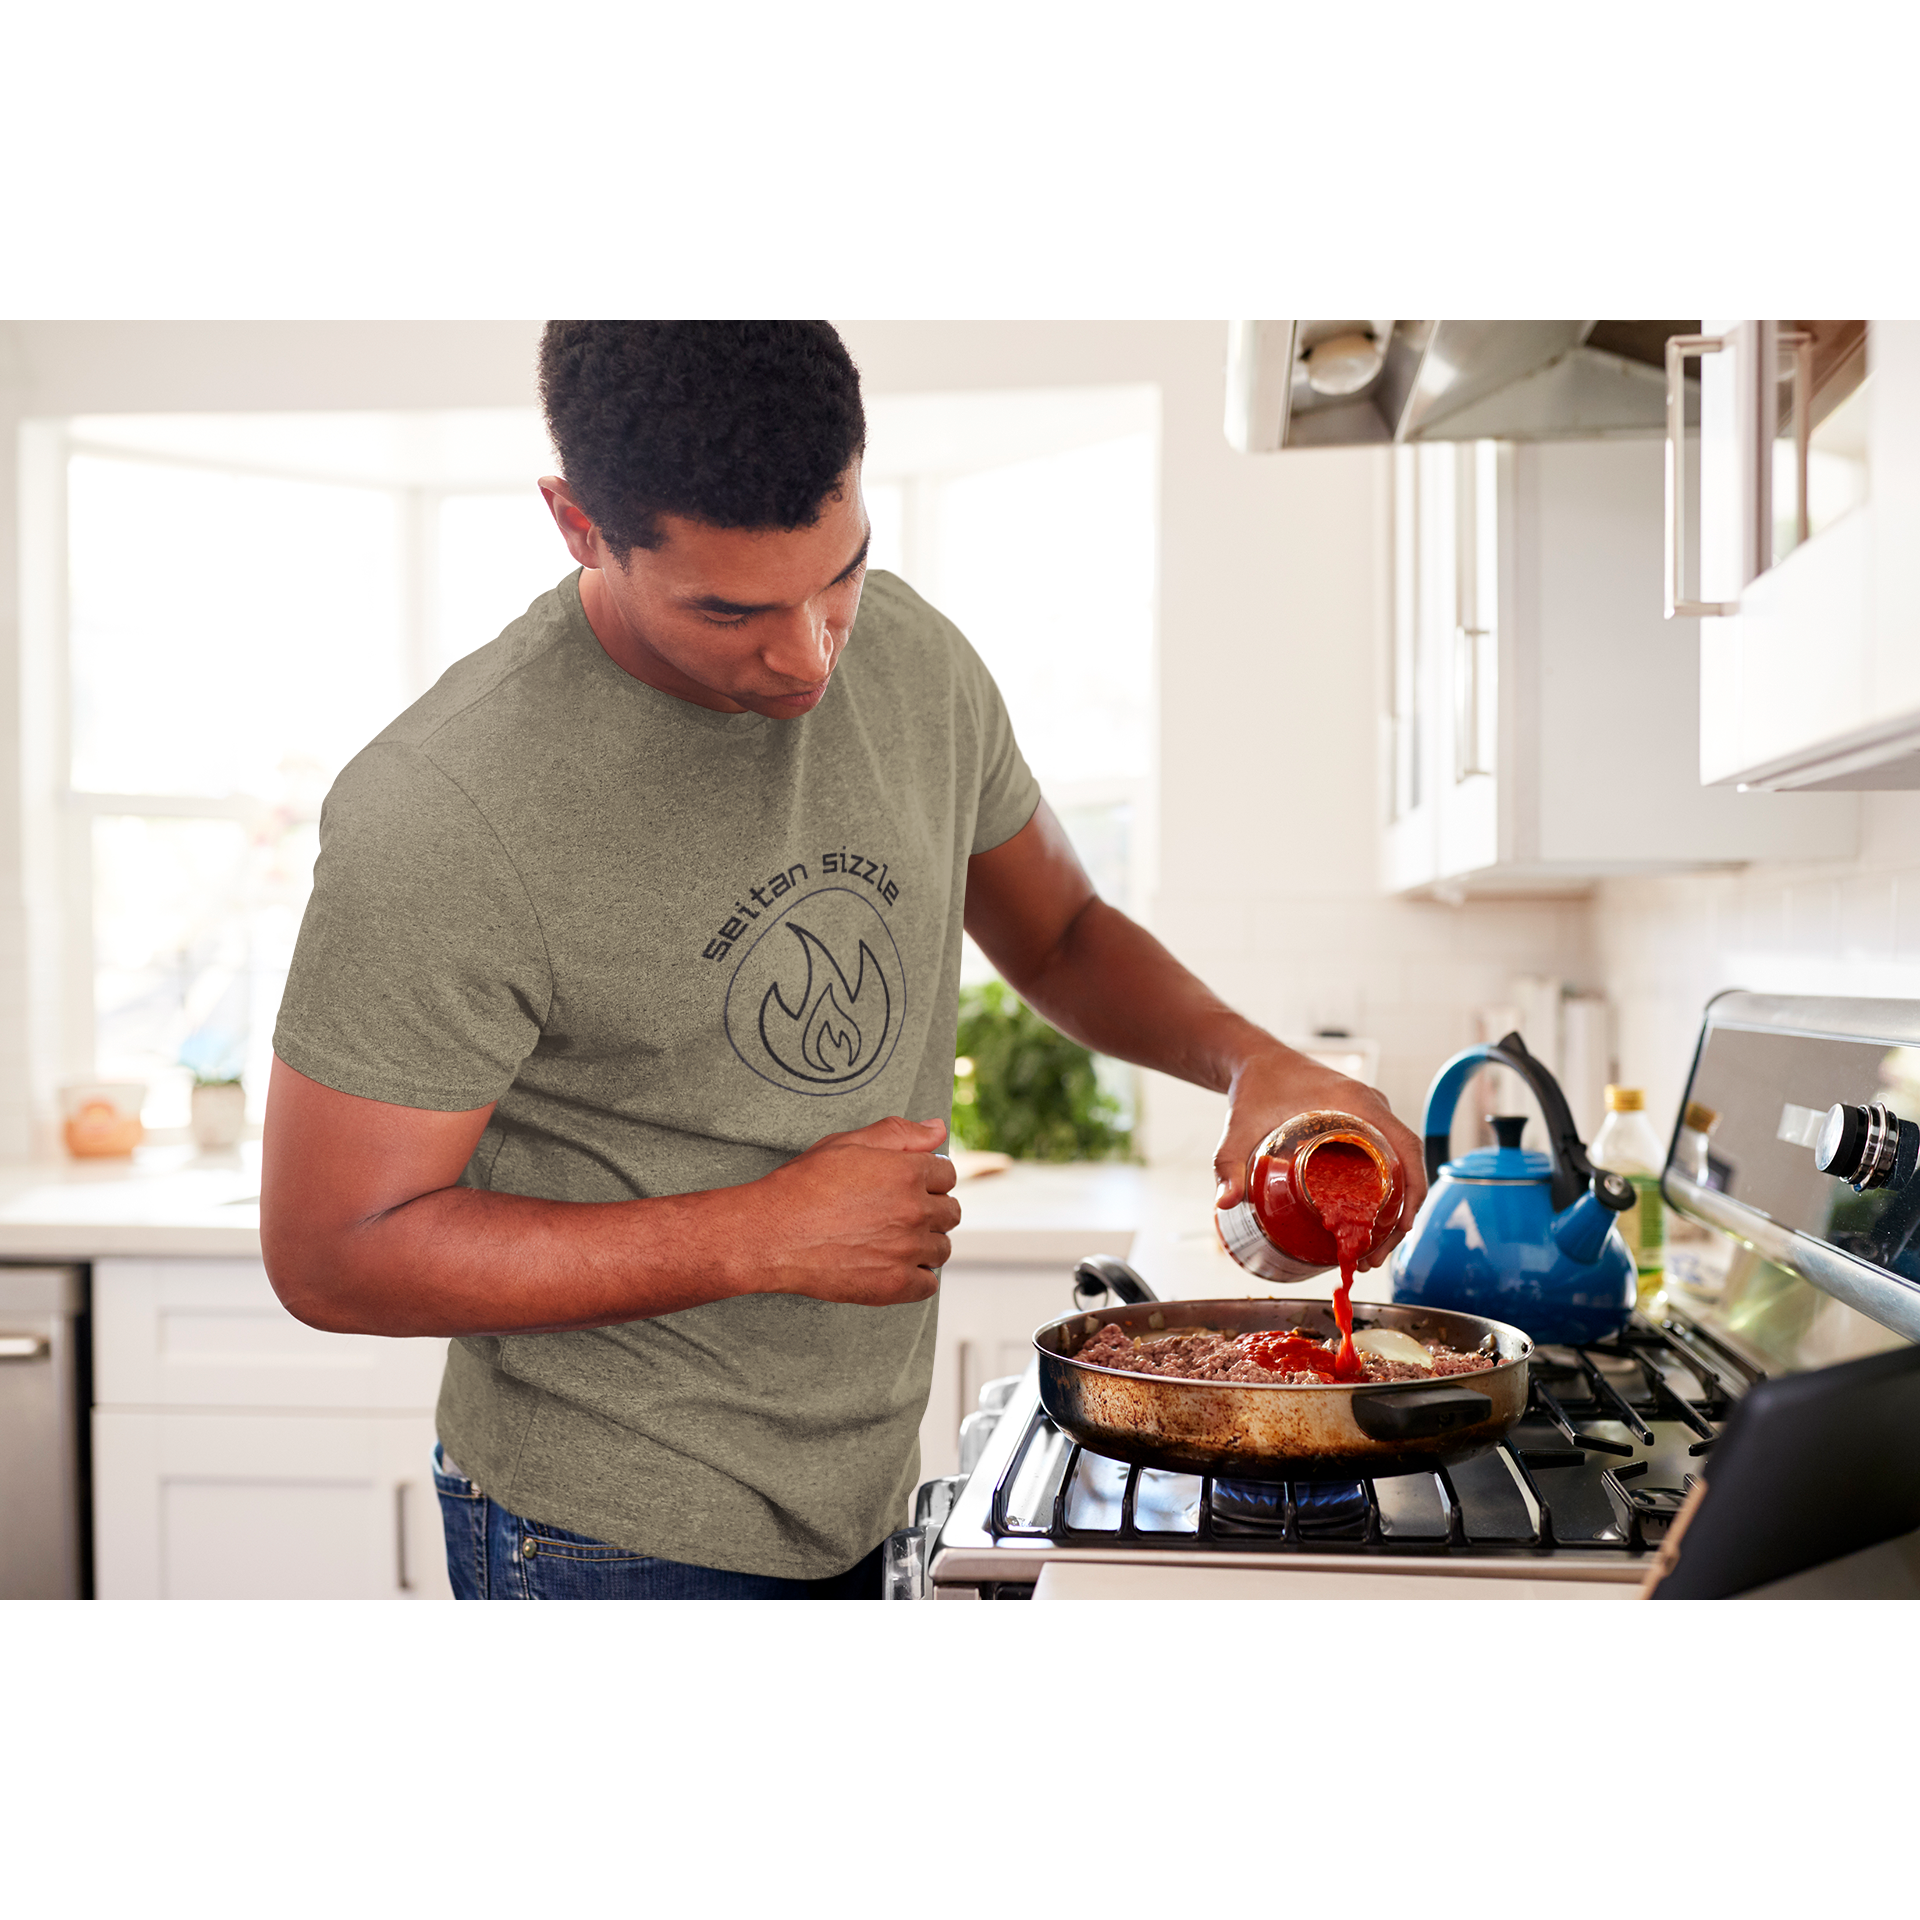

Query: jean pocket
left=518, top=1516, right=655, bottom=1563
left=431, top=1442, right=482, bottom=1500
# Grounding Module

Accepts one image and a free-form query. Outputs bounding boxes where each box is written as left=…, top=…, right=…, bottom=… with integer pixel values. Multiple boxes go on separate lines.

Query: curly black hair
left=538, top=321, right=866, bottom=560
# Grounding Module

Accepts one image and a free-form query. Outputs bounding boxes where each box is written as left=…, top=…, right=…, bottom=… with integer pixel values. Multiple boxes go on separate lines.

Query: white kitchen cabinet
left=94, top=1258, right=448, bottom=1409
left=92, top=1257, right=452, bottom=1599
left=917, top=1264, right=1081, bottom=1481
left=1382, top=434, right=1856, bottom=897
left=1689, top=321, right=1920, bottom=789
left=94, top=1408, right=450, bottom=1600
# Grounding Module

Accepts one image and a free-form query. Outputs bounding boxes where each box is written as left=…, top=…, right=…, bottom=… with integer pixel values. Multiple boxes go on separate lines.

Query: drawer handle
left=0, top=1332, right=50, bottom=1361
left=1665, top=332, right=1739, bottom=619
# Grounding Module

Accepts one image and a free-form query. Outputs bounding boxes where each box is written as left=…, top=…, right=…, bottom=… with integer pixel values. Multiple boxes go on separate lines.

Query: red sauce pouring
left=1246, top=1138, right=1390, bottom=1381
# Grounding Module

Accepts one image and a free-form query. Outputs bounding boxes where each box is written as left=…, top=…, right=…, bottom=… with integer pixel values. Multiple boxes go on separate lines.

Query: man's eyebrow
left=681, top=533, right=871, bottom=617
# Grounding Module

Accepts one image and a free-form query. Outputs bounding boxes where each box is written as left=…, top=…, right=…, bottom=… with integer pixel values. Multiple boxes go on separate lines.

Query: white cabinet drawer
left=94, top=1258, right=448, bottom=1411
left=93, top=1408, right=451, bottom=1600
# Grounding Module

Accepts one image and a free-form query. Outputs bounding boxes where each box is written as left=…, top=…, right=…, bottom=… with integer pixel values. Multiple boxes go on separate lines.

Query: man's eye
left=702, top=613, right=751, bottom=629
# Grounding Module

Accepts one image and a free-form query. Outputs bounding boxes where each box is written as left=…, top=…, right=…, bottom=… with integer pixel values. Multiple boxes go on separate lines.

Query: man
left=261, top=321, right=1425, bottom=1599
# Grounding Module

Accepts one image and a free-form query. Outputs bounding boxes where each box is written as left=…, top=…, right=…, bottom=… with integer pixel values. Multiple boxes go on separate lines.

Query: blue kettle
left=1391, top=1031, right=1637, bottom=1345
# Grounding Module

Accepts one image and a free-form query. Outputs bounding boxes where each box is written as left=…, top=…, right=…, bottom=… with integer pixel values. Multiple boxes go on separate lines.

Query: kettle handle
left=1421, top=1030, right=1599, bottom=1214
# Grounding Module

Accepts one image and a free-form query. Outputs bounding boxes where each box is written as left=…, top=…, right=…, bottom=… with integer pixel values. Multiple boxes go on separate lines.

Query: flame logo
left=758, top=922, right=893, bottom=1084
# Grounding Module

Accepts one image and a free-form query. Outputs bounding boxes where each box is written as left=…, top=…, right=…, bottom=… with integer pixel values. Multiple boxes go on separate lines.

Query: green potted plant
left=951, top=981, right=1132, bottom=1162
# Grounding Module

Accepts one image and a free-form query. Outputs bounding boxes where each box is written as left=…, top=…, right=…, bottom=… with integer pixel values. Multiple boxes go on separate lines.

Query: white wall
left=1595, top=790, right=1920, bottom=1142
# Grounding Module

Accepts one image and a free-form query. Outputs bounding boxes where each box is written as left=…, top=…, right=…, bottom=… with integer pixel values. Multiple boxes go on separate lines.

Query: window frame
left=31, top=418, right=549, bottom=1140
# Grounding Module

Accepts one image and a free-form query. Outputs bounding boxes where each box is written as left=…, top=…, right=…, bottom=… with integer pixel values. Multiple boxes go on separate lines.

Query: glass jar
left=1215, top=1110, right=1406, bottom=1283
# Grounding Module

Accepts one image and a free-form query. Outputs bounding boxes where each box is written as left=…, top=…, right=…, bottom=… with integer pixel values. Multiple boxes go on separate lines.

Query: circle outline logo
left=721, top=885, right=907, bottom=1098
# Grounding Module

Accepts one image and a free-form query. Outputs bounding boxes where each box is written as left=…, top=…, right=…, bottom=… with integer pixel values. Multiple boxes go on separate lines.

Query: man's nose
left=762, top=606, right=835, bottom=683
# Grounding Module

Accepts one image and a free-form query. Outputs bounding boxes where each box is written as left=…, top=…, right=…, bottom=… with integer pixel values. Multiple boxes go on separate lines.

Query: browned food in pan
left=1072, top=1321, right=1495, bottom=1387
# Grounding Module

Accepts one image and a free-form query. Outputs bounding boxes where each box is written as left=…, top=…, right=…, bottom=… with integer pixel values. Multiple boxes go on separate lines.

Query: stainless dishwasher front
left=0, top=1266, right=87, bottom=1598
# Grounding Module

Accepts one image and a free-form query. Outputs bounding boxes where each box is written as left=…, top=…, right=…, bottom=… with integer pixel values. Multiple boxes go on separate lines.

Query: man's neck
left=577, top=565, right=746, bottom=714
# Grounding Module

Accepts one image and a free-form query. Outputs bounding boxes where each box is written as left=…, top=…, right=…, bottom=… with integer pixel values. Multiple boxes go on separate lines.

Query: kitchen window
left=35, top=410, right=567, bottom=1133
left=862, top=384, right=1160, bottom=972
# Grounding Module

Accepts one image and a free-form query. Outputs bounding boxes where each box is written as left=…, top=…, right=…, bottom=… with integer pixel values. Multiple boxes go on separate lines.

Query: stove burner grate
left=984, top=1316, right=1748, bottom=1559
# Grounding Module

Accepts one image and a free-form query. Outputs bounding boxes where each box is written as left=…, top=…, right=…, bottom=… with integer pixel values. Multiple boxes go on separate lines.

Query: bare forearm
left=962, top=810, right=1425, bottom=1230
left=265, top=1183, right=757, bottom=1339
left=263, top=1057, right=958, bottom=1337
left=1001, top=896, right=1284, bottom=1092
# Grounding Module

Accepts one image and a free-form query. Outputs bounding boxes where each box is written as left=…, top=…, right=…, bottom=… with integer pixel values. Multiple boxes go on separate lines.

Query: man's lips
left=763, top=680, right=830, bottom=709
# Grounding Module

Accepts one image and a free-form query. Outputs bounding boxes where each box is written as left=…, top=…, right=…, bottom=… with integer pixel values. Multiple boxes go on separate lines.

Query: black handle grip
left=1351, top=1385, right=1494, bottom=1442
left=1486, top=1030, right=1597, bottom=1213
left=1072, top=1256, right=1159, bottom=1308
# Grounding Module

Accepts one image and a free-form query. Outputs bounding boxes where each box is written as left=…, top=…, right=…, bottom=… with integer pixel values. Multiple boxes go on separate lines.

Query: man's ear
left=538, top=476, right=603, bottom=571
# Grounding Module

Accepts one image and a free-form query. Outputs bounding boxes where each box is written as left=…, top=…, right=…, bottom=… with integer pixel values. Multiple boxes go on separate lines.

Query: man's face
left=540, top=463, right=871, bottom=719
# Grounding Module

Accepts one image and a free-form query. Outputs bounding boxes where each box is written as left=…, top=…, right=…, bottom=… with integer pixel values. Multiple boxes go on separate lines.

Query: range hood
left=1225, top=320, right=1702, bottom=451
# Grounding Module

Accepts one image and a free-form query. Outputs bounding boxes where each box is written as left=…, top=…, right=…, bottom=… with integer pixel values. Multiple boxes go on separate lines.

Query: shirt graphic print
left=710, top=849, right=908, bottom=1097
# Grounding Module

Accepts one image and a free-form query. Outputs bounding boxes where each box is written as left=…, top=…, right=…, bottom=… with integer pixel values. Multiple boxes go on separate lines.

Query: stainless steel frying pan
left=1035, top=1257, right=1532, bottom=1483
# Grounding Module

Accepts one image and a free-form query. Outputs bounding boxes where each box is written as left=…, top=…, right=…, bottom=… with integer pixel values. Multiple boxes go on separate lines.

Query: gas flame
left=759, top=922, right=891, bottom=1082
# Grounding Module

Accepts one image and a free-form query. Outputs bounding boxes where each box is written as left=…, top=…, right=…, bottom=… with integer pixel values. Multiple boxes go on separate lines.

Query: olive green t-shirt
left=273, top=568, right=1040, bottom=1578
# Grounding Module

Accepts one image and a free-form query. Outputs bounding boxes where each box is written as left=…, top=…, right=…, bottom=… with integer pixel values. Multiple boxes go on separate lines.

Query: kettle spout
left=1549, top=1186, right=1630, bottom=1266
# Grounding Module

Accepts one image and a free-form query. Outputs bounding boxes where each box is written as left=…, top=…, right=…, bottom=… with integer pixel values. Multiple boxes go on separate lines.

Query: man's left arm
left=963, top=801, right=1427, bottom=1260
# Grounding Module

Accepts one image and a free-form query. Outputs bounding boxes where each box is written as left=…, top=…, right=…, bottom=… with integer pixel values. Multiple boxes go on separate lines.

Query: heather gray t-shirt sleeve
left=274, top=741, right=551, bottom=1111
left=955, top=629, right=1042, bottom=856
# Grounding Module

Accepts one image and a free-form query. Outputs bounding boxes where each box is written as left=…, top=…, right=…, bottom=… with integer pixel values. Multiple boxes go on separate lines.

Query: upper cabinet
left=1383, top=434, right=1857, bottom=898
left=1679, top=321, right=1920, bottom=789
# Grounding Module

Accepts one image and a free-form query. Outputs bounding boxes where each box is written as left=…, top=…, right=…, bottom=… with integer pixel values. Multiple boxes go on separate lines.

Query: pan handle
left=1351, top=1384, right=1493, bottom=1441
left=1072, top=1257, right=1159, bottom=1308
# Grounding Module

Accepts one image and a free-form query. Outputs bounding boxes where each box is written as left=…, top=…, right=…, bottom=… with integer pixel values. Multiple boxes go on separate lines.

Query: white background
left=5, top=1, right=1919, bottom=1909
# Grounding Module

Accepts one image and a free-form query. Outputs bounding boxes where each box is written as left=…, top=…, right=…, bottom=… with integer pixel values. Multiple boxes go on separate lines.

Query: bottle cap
left=1683, top=1100, right=1719, bottom=1133
left=1605, top=1085, right=1644, bottom=1112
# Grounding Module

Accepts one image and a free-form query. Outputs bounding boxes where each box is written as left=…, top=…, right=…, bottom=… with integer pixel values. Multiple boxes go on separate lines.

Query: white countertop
left=945, top=1155, right=1402, bottom=1306
left=0, top=1147, right=1385, bottom=1302
left=0, top=1143, right=264, bottom=1260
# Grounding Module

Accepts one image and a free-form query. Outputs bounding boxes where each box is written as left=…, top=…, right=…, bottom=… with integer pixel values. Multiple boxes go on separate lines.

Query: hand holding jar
left=1210, top=1047, right=1425, bottom=1269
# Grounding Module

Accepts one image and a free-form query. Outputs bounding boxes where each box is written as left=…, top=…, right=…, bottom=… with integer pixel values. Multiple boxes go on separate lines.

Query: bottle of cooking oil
left=1591, top=1085, right=1665, bottom=1313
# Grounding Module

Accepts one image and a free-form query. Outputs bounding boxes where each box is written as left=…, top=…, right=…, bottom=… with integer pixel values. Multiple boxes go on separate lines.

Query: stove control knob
left=1815, top=1102, right=1919, bottom=1191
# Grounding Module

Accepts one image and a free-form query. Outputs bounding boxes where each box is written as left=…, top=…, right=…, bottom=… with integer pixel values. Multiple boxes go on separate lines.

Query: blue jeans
left=432, top=1445, right=883, bottom=1599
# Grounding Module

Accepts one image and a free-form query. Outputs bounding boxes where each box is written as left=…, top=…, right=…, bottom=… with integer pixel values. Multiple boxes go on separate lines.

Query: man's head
left=538, top=322, right=871, bottom=719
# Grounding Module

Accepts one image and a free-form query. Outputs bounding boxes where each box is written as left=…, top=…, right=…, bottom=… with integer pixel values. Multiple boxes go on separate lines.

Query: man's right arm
left=259, top=1056, right=959, bottom=1337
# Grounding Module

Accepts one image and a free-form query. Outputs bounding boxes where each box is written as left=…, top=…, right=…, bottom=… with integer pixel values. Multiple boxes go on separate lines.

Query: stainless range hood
left=1225, top=320, right=1702, bottom=451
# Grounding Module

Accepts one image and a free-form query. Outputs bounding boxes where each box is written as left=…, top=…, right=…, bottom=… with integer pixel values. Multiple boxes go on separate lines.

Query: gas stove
left=886, top=992, right=1920, bottom=1600
left=904, top=1306, right=1745, bottom=1598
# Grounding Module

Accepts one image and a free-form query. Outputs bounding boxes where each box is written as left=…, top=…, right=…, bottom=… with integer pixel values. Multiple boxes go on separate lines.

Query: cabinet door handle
left=0, top=1332, right=50, bottom=1361
left=1453, top=625, right=1491, bottom=781
left=394, top=1482, right=413, bottom=1593
left=1665, top=332, right=1738, bottom=618
left=1779, top=327, right=1814, bottom=554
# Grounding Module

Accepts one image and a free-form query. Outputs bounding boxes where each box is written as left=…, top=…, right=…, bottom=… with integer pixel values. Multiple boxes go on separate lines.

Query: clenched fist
left=744, top=1116, right=961, bottom=1306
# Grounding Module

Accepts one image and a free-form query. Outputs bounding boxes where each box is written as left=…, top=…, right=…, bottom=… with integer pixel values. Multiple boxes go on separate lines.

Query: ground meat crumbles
left=1072, top=1321, right=1495, bottom=1386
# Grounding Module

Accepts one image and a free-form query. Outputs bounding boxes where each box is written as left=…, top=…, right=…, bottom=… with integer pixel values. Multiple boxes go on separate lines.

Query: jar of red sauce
left=1215, top=1110, right=1407, bottom=1283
